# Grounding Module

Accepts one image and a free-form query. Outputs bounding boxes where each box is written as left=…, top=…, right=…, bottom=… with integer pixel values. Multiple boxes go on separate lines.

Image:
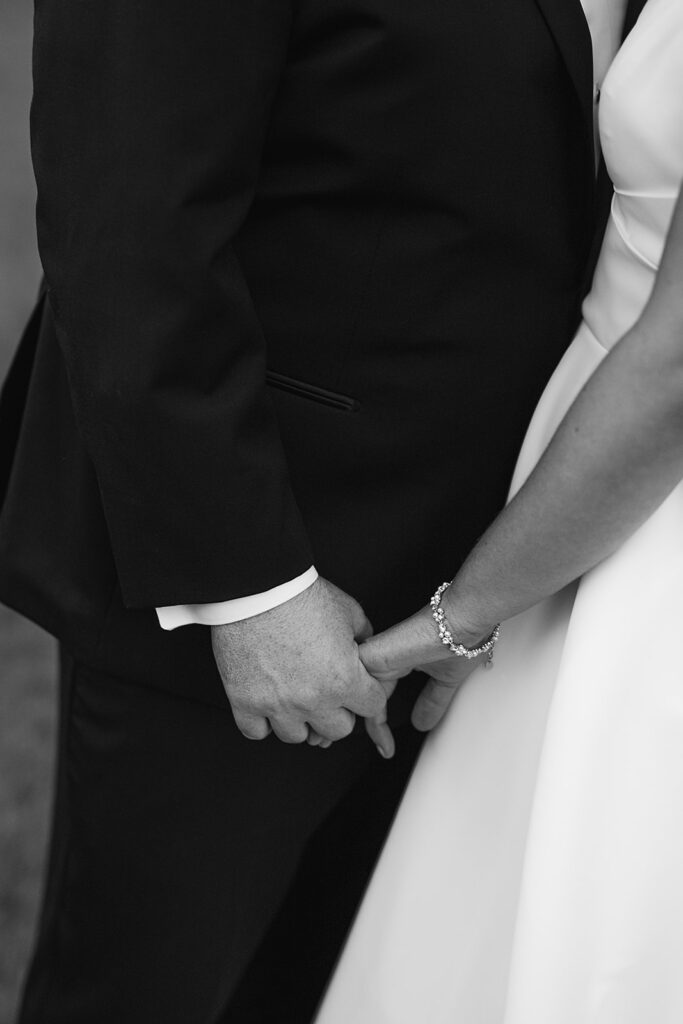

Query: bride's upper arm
left=639, top=189, right=683, bottom=358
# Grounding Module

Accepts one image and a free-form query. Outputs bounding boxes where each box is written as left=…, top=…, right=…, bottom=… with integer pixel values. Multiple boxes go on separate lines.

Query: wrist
left=440, top=585, right=497, bottom=649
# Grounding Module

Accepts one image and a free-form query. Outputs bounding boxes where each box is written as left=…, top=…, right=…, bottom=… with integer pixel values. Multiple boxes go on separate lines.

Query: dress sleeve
left=31, top=0, right=314, bottom=608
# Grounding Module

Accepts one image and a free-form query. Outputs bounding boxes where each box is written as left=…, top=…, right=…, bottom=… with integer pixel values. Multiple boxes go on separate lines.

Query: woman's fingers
left=359, top=607, right=443, bottom=682
left=411, top=677, right=461, bottom=732
left=411, top=651, right=487, bottom=731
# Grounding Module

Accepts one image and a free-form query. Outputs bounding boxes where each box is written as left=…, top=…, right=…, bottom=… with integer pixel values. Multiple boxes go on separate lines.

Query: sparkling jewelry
left=429, top=581, right=500, bottom=668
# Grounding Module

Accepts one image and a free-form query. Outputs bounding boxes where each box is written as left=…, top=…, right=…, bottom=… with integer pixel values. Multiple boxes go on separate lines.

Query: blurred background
left=0, top=2, right=57, bottom=1022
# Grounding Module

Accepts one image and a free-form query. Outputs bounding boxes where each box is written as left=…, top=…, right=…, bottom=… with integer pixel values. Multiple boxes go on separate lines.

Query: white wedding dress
left=316, top=2, right=683, bottom=1021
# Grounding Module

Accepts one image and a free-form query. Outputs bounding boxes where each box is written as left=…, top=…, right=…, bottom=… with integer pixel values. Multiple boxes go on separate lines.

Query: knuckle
left=297, top=687, right=323, bottom=712
left=371, top=651, right=393, bottom=675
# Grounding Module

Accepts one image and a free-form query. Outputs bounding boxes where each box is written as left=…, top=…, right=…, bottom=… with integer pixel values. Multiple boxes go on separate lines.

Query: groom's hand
left=211, top=578, right=387, bottom=745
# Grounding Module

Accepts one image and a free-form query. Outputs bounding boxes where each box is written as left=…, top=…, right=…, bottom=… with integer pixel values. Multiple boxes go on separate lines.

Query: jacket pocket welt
left=266, top=371, right=359, bottom=412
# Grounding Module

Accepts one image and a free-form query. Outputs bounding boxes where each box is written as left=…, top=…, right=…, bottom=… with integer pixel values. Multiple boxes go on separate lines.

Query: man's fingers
left=345, top=668, right=388, bottom=718
left=330, top=586, right=373, bottom=643
left=351, top=604, right=374, bottom=643
left=233, top=711, right=272, bottom=741
left=378, top=677, right=399, bottom=703
left=309, top=708, right=356, bottom=742
left=270, top=716, right=309, bottom=744
left=411, top=677, right=460, bottom=732
left=365, top=716, right=395, bottom=759
left=363, top=676, right=398, bottom=757
left=355, top=616, right=374, bottom=643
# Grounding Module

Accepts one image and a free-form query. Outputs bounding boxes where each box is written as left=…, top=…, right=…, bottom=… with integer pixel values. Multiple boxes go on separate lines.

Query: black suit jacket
left=0, top=0, right=646, bottom=700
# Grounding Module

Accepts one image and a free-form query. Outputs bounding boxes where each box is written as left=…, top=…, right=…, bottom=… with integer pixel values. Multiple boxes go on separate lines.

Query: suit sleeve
left=31, top=0, right=314, bottom=608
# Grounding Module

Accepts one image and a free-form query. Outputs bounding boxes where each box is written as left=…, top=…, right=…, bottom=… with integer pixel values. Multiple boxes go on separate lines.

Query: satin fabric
left=316, top=1, right=683, bottom=1020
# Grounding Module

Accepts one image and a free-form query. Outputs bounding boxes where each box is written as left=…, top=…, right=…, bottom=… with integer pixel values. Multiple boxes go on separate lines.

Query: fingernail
left=376, top=744, right=391, bottom=759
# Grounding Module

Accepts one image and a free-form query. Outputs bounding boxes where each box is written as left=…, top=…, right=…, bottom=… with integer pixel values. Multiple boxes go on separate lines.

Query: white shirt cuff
left=155, top=566, right=319, bottom=630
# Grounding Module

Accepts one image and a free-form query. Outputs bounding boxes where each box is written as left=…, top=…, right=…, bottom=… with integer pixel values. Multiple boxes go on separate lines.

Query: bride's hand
left=360, top=605, right=493, bottom=754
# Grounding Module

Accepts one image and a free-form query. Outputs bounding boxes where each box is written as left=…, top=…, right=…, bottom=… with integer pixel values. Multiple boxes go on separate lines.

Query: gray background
left=0, top=2, right=56, bottom=1022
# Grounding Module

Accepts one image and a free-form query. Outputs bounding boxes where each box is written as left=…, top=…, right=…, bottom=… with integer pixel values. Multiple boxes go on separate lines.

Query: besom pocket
left=266, top=371, right=359, bottom=412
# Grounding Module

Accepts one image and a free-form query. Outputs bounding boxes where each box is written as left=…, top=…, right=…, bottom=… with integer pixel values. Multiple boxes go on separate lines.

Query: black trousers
left=18, top=650, right=421, bottom=1024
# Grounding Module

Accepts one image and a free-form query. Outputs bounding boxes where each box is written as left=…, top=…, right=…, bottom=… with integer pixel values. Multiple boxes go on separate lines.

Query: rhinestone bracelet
left=430, top=581, right=500, bottom=668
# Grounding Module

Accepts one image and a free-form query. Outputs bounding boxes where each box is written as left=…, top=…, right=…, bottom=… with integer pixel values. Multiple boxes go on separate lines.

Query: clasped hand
left=211, top=577, right=491, bottom=756
left=212, top=578, right=387, bottom=746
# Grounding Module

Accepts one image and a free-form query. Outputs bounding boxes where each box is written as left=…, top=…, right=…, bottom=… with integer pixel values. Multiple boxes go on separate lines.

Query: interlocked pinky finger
left=307, top=729, right=326, bottom=747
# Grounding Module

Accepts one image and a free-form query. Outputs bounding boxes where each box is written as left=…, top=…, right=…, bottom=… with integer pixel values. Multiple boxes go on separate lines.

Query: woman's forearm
left=364, top=197, right=683, bottom=680
left=444, top=189, right=683, bottom=641
left=446, top=317, right=683, bottom=639
left=359, top=318, right=683, bottom=724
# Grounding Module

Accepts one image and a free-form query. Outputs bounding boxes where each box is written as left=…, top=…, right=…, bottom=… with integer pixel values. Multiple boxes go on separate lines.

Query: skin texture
left=363, top=190, right=683, bottom=749
left=211, top=578, right=387, bottom=746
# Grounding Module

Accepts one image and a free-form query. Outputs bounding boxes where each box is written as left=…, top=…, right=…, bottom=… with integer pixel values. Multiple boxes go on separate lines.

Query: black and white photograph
left=1, top=0, right=682, bottom=1021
